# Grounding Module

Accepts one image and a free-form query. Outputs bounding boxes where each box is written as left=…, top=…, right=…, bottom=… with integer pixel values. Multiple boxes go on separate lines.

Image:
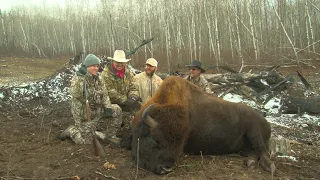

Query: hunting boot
left=105, top=117, right=122, bottom=146
left=58, top=126, right=73, bottom=141
left=63, top=125, right=90, bottom=144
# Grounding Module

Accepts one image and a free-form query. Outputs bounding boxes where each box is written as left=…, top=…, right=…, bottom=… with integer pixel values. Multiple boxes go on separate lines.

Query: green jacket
left=70, top=72, right=114, bottom=126
left=100, top=63, right=139, bottom=105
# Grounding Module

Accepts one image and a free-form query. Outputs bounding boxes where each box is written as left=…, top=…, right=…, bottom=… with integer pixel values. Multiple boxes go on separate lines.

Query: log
left=203, top=70, right=284, bottom=84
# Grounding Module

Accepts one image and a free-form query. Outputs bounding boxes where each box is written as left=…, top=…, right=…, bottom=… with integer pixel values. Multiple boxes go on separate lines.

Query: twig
left=135, top=138, right=140, bottom=180
left=279, top=162, right=303, bottom=169
left=95, top=171, right=118, bottom=180
left=46, top=120, right=53, bottom=143
left=200, top=151, right=204, bottom=165
left=1, top=176, right=37, bottom=180
left=37, top=112, right=45, bottom=141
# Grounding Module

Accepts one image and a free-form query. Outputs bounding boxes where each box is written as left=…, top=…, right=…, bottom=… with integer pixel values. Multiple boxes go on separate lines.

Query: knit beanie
left=83, top=54, right=101, bottom=67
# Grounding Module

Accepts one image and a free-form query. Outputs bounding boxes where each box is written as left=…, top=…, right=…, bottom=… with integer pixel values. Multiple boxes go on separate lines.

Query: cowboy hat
left=107, top=50, right=131, bottom=63
left=185, top=60, right=205, bottom=73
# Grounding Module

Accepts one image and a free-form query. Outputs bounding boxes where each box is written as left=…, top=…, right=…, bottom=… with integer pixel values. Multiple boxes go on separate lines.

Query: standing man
left=133, top=58, right=163, bottom=102
left=184, top=60, right=213, bottom=94
left=100, top=50, right=141, bottom=111
left=59, top=54, right=122, bottom=145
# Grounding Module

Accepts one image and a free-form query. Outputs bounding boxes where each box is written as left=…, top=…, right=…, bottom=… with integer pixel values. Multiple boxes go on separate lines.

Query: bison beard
left=131, top=76, right=274, bottom=174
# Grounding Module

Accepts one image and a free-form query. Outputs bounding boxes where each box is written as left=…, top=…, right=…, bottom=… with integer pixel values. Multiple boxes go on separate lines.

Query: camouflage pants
left=67, top=104, right=123, bottom=144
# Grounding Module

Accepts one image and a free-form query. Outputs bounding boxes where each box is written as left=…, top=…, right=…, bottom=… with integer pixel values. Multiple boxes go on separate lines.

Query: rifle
left=125, top=37, right=154, bottom=57
left=84, top=79, right=107, bottom=158
left=98, top=37, right=154, bottom=72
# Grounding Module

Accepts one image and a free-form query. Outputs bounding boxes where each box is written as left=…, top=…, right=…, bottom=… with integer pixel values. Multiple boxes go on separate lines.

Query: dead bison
left=131, top=76, right=274, bottom=174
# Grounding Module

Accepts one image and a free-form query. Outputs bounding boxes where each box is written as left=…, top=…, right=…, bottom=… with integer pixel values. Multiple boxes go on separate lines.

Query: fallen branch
left=296, top=71, right=312, bottom=90
left=95, top=171, right=119, bottom=180
left=257, top=72, right=296, bottom=97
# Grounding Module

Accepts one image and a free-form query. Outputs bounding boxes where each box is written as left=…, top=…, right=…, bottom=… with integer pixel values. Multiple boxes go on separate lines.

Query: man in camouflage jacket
left=133, top=58, right=163, bottom=102
left=59, top=54, right=122, bottom=145
left=184, top=60, right=214, bottom=94
left=100, top=50, right=141, bottom=111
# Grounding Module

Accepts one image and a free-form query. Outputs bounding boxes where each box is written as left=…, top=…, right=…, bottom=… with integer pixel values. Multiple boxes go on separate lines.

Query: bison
left=130, top=76, right=274, bottom=174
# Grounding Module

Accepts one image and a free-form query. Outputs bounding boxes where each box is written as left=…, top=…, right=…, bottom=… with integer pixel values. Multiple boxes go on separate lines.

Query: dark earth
left=0, top=57, right=320, bottom=180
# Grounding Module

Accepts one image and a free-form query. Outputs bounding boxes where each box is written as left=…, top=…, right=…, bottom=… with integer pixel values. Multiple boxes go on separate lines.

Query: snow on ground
left=1, top=67, right=319, bottom=131
left=222, top=93, right=320, bottom=130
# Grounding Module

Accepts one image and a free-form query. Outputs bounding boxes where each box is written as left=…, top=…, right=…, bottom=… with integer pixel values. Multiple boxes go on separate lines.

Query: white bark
left=214, top=2, right=221, bottom=65
left=305, top=0, right=316, bottom=53
left=247, top=1, right=259, bottom=62
left=273, top=5, right=298, bottom=60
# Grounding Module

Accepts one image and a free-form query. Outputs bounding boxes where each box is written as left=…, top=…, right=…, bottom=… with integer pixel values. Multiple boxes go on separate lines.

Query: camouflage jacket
left=70, top=72, right=113, bottom=126
left=133, top=72, right=163, bottom=102
left=184, top=75, right=213, bottom=94
left=100, top=63, right=139, bottom=105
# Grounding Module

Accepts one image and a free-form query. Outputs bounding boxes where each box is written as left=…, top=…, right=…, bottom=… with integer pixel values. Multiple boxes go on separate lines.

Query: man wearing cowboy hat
left=133, top=58, right=163, bottom=102
left=184, top=60, right=213, bottom=94
left=100, top=50, right=141, bottom=110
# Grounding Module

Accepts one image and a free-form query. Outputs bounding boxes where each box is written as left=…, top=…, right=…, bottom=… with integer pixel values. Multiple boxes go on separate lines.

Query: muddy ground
left=0, top=57, right=320, bottom=180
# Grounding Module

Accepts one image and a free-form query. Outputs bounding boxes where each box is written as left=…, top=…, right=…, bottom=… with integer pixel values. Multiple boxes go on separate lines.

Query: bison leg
left=245, top=129, right=274, bottom=172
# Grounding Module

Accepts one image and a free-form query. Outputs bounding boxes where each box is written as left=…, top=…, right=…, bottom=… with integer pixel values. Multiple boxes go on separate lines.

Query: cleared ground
left=0, top=57, right=319, bottom=179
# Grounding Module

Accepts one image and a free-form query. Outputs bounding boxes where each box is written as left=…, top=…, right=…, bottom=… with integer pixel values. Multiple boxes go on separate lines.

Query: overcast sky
left=0, top=0, right=67, bottom=10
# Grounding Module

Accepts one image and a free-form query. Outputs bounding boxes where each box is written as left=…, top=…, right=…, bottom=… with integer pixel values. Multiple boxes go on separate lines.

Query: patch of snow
left=0, top=66, right=76, bottom=105
left=222, top=93, right=257, bottom=107
left=223, top=93, right=320, bottom=130
left=260, top=79, right=269, bottom=86
left=264, top=97, right=282, bottom=115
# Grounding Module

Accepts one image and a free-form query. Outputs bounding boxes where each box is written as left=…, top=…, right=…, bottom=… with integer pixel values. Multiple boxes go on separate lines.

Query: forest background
left=0, top=0, right=319, bottom=73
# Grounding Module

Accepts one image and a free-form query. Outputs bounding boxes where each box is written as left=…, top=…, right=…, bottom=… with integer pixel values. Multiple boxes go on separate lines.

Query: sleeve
left=128, top=71, right=140, bottom=99
left=99, top=77, right=113, bottom=108
left=202, top=77, right=214, bottom=94
left=70, top=75, right=84, bottom=101
left=132, top=74, right=141, bottom=97
left=70, top=75, right=85, bottom=126
left=100, top=71, right=127, bottom=105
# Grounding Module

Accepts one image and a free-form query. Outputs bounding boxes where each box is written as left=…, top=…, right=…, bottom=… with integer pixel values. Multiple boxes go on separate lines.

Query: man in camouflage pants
left=100, top=50, right=142, bottom=135
left=184, top=60, right=214, bottom=94
left=59, top=54, right=122, bottom=145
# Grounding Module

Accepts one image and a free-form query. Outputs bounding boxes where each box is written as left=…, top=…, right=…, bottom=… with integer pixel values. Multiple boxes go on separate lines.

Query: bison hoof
left=159, top=166, right=173, bottom=174
left=244, top=159, right=256, bottom=169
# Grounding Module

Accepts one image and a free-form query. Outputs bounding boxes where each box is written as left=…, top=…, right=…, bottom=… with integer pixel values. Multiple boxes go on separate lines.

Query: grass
left=0, top=57, right=69, bottom=85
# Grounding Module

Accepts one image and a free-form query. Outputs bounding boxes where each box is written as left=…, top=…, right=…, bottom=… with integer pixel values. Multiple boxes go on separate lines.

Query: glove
left=124, top=97, right=141, bottom=110
left=124, top=98, right=137, bottom=108
left=129, top=95, right=142, bottom=102
left=103, top=108, right=113, bottom=118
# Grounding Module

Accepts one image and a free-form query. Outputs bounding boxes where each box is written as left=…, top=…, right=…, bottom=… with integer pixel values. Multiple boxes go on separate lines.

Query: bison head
left=131, top=103, right=191, bottom=174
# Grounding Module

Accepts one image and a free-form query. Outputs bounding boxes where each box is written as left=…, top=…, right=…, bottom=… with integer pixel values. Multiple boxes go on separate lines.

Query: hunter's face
left=145, top=64, right=157, bottom=76
left=87, top=64, right=99, bottom=75
left=113, top=61, right=126, bottom=71
left=189, top=67, right=201, bottom=78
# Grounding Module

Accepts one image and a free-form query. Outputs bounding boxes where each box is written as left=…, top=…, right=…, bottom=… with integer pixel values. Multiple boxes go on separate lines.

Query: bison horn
left=142, top=104, right=157, bottom=128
